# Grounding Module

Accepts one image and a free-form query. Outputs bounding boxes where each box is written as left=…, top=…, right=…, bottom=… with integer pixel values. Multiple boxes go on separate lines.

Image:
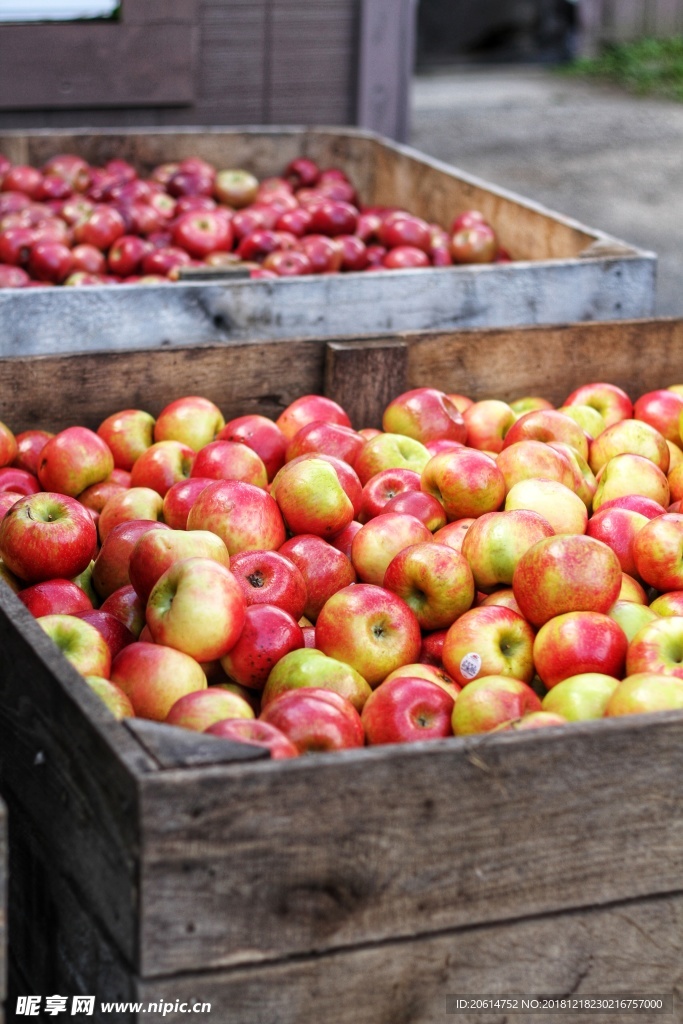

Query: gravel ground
left=410, top=66, right=683, bottom=315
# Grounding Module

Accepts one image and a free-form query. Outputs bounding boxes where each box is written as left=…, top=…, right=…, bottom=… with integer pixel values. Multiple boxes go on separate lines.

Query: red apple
left=275, top=394, right=351, bottom=441
left=217, top=414, right=287, bottom=481
left=205, top=717, right=298, bottom=758
left=383, top=540, right=475, bottom=630
left=383, top=388, right=467, bottom=445
left=421, top=448, right=506, bottom=521
left=111, top=641, right=207, bottom=721
left=73, top=608, right=135, bottom=661
left=129, top=527, right=230, bottom=604
left=0, top=492, right=97, bottom=583
left=37, top=426, right=114, bottom=497
left=451, top=675, right=541, bottom=734
left=259, top=687, right=365, bottom=753
left=92, top=519, right=170, bottom=599
left=98, top=486, right=165, bottom=542
left=533, top=611, right=628, bottom=689
left=161, top=477, right=213, bottom=530
left=38, top=613, right=111, bottom=678
left=361, top=675, right=454, bottom=744
left=165, top=687, right=254, bottom=731
left=632, top=512, right=683, bottom=591
left=279, top=533, right=356, bottom=621
left=442, top=604, right=535, bottom=686
left=18, top=578, right=93, bottom=617
left=186, top=479, right=286, bottom=555
left=228, top=549, right=307, bottom=620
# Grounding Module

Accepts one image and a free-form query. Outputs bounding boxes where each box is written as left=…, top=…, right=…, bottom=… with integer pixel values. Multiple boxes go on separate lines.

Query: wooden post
left=324, top=339, right=408, bottom=429
left=357, top=0, right=418, bottom=141
left=575, top=0, right=605, bottom=57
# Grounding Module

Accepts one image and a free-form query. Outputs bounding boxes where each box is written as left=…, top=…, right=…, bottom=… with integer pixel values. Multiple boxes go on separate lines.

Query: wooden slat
left=192, top=0, right=267, bottom=124
left=0, top=583, right=155, bottom=967
left=324, top=339, right=408, bottom=428
left=137, top=711, right=683, bottom=974
left=0, top=339, right=327, bottom=434
left=0, top=24, right=197, bottom=110
left=123, top=0, right=198, bottom=24
left=9, top=830, right=683, bottom=1024
left=125, top=720, right=268, bottom=769
left=357, top=0, right=418, bottom=142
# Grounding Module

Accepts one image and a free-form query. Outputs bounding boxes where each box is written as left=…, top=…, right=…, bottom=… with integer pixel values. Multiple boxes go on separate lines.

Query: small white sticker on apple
left=460, top=652, right=482, bottom=680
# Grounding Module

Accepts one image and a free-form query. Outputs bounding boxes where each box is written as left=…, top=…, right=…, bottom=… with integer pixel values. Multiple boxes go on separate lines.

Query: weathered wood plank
left=0, top=25, right=198, bottom=110
left=125, top=720, right=268, bottom=769
left=10, top=805, right=683, bottom=1022
left=324, top=338, right=408, bottom=428
left=357, top=0, right=418, bottom=141
left=0, top=583, right=155, bottom=966
left=0, top=339, right=327, bottom=434
left=137, top=711, right=683, bottom=974
left=403, top=317, right=683, bottom=406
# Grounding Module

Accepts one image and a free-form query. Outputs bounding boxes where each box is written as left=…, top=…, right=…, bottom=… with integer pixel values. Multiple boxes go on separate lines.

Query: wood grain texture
left=324, top=339, right=408, bottom=428
left=136, top=711, right=683, bottom=975
left=0, top=583, right=154, bottom=967
left=125, top=720, right=268, bottom=769
left=0, top=25, right=197, bottom=109
left=10, top=839, right=683, bottom=1024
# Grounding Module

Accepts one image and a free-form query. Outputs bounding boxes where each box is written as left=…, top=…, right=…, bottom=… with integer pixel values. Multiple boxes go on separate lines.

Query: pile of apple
left=3, top=379, right=683, bottom=758
left=0, top=150, right=506, bottom=288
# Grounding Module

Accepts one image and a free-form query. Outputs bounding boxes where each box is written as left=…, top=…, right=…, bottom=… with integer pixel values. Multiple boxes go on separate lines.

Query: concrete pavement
left=409, top=66, right=683, bottom=315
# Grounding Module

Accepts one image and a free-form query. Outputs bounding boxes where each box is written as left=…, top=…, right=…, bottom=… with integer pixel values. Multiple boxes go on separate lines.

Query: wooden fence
left=577, top=0, right=683, bottom=57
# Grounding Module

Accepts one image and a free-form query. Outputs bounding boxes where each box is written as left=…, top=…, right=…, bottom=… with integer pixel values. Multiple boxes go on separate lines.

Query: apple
left=38, top=613, right=111, bottom=678
left=18, top=578, right=92, bottom=617
left=512, top=534, right=624, bottom=627
left=541, top=672, right=619, bottom=720
left=382, top=388, right=467, bottom=445
left=146, top=557, right=246, bottom=661
left=650, top=591, right=683, bottom=616
left=205, top=717, right=298, bottom=758
left=0, top=264, right=29, bottom=288
left=604, top=672, right=683, bottom=716
left=358, top=468, right=422, bottom=523
left=129, top=440, right=195, bottom=496
left=315, top=583, right=421, bottom=686
left=100, top=584, right=146, bottom=638
left=111, top=641, right=207, bottom=721
left=382, top=489, right=447, bottom=531
left=217, top=414, right=287, bottom=481
left=189, top=439, right=268, bottom=489
left=421, top=448, right=506, bottom=521
left=450, top=222, right=498, bottom=264
left=27, top=241, right=74, bottom=284
left=279, top=533, right=356, bottom=621
left=213, top=168, right=259, bottom=207
left=463, top=399, right=516, bottom=453
left=354, top=433, right=431, bottom=486
left=220, top=603, right=304, bottom=690
left=496, top=439, right=576, bottom=493
left=11, top=429, right=53, bottom=475
left=379, top=211, right=431, bottom=253
left=557, top=402, right=607, bottom=438
left=451, top=675, right=542, bottom=735
left=107, top=236, right=153, bottom=277
left=171, top=210, right=233, bottom=259
left=0, top=492, right=97, bottom=583
left=37, top=426, right=114, bottom=497
left=259, top=687, right=365, bottom=753
left=589, top=418, right=669, bottom=475
left=98, top=486, right=165, bottom=542
left=618, top=573, right=648, bottom=604
left=562, top=382, right=633, bottom=427
left=153, top=396, right=225, bottom=452
left=228, top=549, right=307, bottom=620
left=271, top=456, right=354, bottom=539
left=607, top=599, right=658, bottom=642
left=129, top=527, right=230, bottom=603
left=586, top=506, right=649, bottom=578
left=547, top=442, right=597, bottom=508
left=186, top=479, right=286, bottom=554
left=432, top=518, right=475, bottom=554
left=634, top=388, right=683, bottom=444
left=503, top=408, right=589, bottom=462
left=351, top=512, right=432, bottom=586
left=532, top=611, right=627, bottom=689
left=84, top=675, right=134, bottom=719
left=96, top=408, right=155, bottom=470
left=596, top=494, right=667, bottom=520
left=492, top=711, right=568, bottom=731
left=161, top=477, right=213, bottom=530
left=0, top=467, right=40, bottom=495
left=361, top=675, right=454, bottom=744
left=165, top=687, right=254, bottom=731
left=285, top=420, right=364, bottom=466
left=92, top=519, right=170, bottom=599
left=74, top=205, right=126, bottom=250
left=275, top=394, right=351, bottom=441
left=383, top=540, right=474, bottom=630
left=461, top=508, right=555, bottom=591
left=626, top=615, right=683, bottom=679
left=73, top=608, right=135, bottom=661
left=442, top=604, right=535, bottom=685
left=261, top=647, right=370, bottom=711
left=633, top=512, right=683, bottom=591
left=504, top=478, right=588, bottom=535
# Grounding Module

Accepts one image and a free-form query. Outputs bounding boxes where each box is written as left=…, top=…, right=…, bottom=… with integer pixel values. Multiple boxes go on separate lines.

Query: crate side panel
left=404, top=317, right=683, bottom=406
left=138, top=713, right=683, bottom=973
left=0, top=340, right=326, bottom=434
left=0, top=256, right=656, bottom=357
left=0, top=585, right=150, bottom=966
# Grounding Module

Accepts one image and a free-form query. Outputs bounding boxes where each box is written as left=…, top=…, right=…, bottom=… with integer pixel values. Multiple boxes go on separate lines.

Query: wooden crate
left=0, top=127, right=656, bottom=358
left=0, top=0, right=416, bottom=142
left=2, top=317, right=683, bottom=1023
